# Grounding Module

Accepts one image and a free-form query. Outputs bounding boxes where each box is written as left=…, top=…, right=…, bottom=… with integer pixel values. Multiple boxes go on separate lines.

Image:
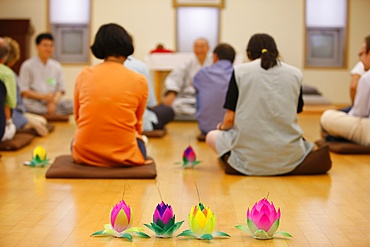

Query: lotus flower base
left=91, top=226, right=150, bottom=241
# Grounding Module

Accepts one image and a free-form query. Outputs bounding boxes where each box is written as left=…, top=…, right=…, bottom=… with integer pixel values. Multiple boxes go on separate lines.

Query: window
left=305, top=28, right=345, bottom=67
left=176, top=7, right=220, bottom=52
left=52, top=24, right=89, bottom=63
left=305, top=0, right=348, bottom=68
left=49, top=0, right=91, bottom=64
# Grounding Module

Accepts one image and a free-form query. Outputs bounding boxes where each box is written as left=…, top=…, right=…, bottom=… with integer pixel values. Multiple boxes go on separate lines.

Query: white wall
left=1, top=0, right=370, bottom=105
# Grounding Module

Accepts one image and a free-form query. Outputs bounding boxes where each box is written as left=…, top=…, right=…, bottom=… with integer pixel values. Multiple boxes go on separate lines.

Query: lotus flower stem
left=195, top=181, right=201, bottom=203
left=156, top=180, right=163, bottom=202
left=121, top=184, right=130, bottom=200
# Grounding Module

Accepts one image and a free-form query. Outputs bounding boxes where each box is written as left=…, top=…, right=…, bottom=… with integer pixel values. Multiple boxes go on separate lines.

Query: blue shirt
left=124, top=56, right=158, bottom=131
left=193, top=60, right=234, bottom=133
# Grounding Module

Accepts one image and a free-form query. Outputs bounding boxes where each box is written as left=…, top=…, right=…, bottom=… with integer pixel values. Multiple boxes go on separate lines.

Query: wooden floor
left=1, top=113, right=370, bottom=247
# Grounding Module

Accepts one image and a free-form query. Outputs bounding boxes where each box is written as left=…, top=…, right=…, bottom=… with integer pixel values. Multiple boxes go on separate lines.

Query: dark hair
left=90, top=23, right=134, bottom=59
left=213, top=43, right=236, bottom=63
left=36, top=33, right=54, bottom=45
left=0, top=38, right=10, bottom=60
left=246, top=33, right=279, bottom=70
left=365, top=35, right=370, bottom=53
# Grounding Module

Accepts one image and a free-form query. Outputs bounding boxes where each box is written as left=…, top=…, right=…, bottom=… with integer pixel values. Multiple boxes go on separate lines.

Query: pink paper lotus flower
left=144, top=201, right=184, bottom=238
left=236, top=198, right=292, bottom=240
left=91, top=200, right=150, bottom=241
left=176, top=145, right=201, bottom=167
left=177, top=203, right=230, bottom=240
left=110, top=200, right=132, bottom=233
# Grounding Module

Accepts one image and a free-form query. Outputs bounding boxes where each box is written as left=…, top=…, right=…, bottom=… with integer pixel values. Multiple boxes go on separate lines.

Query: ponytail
left=246, top=33, right=279, bottom=70
left=260, top=49, right=278, bottom=70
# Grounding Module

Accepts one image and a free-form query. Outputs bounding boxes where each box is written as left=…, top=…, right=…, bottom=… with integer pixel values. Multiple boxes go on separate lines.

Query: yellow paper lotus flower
left=177, top=203, right=230, bottom=240
left=30, top=146, right=49, bottom=167
left=189, top=203, right=215, bottom=236
left=33, top=146, right=46, bottom=159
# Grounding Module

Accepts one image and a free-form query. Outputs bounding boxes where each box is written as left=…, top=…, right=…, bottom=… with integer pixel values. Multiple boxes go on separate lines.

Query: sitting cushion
left=197, top=134, right=206, bottom=142
left=315, top=139, right=370, bottom=154
left=40, top=114, right=70, bottom=122
left=174, top=115, right=197, bottom=121
left=142, top=129, right=166, bottom=138
left=17, top=123, right=55, bottom=136
left=302, top=95, right=332, bottom=105
left=0, top=132, right=35, bottom=150
left=45, top=155, right=157, bottom=179
left=302, top=84, right=321, bottom=95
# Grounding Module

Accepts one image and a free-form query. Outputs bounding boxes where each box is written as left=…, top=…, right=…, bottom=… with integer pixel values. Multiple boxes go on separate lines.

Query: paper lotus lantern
left=144, top=201, right=184, bottom=238
left=91, top=200, right=150, bottom=241
left=176, top=145, right=201, bottom=167
left=236, top=198, right=292, bottom=240
left=177, top=203, right=230, bottom=240
left=27, top=146, right=49, bottom=167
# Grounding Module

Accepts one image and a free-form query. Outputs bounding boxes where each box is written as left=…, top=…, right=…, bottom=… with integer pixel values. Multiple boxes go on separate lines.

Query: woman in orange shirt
left=72, top=23, right=148, bottom=167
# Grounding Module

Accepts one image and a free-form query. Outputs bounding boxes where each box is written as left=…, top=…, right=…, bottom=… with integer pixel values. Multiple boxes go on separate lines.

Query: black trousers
left=0, top=81, right=6, bottom=140
left=149, top=103, right=175, bottom=130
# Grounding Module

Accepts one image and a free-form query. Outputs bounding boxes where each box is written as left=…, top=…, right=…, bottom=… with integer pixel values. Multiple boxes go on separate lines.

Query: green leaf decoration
left=199, top=233, right=213, bottom=240
left=163, top=221, right=184, bottom=235
left=125, top=227, right=145, bottom=233
left=162, top=217, right=175, bottom=231
left=177, top=229, right=198, bottom=238
left=267, top=219, right=280, bottom=237
left=156, top=220, right=184, bottom=238
left=274, top=231, right=293, bottom=238
left=120, top=233, right=133, bottom=241
left=156, top=218, right=166, bottom=229
left=30, top=158, right=49, bottom=167
left=192, top=161, right=201, bottom=166
left=144, top=223, right=155, bottom=232
left=90, top=230, right=105, bottom=236
left=235, top=224, right=251, bottom=233
left=150, top=222, right=164, bottom=233
left=253, top=230, right=272, bottom=240
left=132, top=231, right=151, bottom=238
left=175, top=161, right=202, bottom=167
left=102, top=229, right=118, bottom=236
left=212, top=231, right=231, bottom=238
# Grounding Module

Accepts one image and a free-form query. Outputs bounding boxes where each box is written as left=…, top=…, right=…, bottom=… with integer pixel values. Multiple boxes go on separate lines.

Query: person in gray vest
left=206, top=33, right=332, bottom=176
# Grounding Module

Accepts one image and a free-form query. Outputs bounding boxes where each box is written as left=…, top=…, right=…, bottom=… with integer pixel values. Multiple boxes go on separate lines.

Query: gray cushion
left=302, top=84, right=321, bottom=95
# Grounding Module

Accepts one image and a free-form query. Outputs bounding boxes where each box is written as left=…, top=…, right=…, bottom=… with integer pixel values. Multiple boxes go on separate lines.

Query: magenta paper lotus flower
left=144, top=201, right=184, bottom=238
left=91, top=200, right=150, bottom=241
left=177, top=203, right=230, bottom=240
left=176, top=145, right=201, bottom=167
left=236, top=198, right=292, bottom=240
